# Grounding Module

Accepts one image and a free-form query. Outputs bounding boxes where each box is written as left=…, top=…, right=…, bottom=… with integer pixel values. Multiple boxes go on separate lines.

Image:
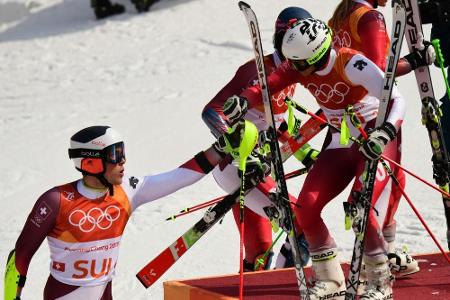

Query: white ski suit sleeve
left=344, top=53, right=406, bottom=130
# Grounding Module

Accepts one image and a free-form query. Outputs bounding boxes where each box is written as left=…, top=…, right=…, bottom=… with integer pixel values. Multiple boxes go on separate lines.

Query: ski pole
left=166, top=168, right=309, bottom=220
left=347, top=109, right=450, bottom=263
left=286, top=97, right=450, bottom=198
left=179, top=195, right=225, bottom=213
left=291, top=97, right=450, bottom=254
left=380, top=160, right=450, bottom=264
left=285, top=167, right=309, bottom=180
left=254, top=230, right=284, bottom=270
left=381, top=156, right=450, bottom=198
left=432, top=39, right=450, bottom=99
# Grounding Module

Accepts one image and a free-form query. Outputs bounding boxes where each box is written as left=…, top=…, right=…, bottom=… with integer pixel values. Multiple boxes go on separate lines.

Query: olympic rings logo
left=306, top=82, right=350, bottom=104
left=69, top=205, right=121, bottom=233
left=332, top=30, right=352, bottom=49
left=272, top=85, right=295, bottom=109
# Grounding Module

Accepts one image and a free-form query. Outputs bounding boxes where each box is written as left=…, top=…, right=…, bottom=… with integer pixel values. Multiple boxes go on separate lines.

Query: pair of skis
left=136, top=2, right=327, bottom=291
left=402, top=0, right=450, bottom=250
left=345, top=1, right=406, bottom=298
left=346, top=0, right=450, bottom=297
left=239, top=2, right=311, bottom=299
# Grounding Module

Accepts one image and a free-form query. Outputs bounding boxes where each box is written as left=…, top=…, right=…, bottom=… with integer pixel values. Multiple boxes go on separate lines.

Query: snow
left=0, top=0, right=448, bottom=299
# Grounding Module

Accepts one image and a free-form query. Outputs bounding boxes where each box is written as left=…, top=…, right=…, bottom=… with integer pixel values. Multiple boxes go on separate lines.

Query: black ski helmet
left=273, top=7, right=313, bottom=57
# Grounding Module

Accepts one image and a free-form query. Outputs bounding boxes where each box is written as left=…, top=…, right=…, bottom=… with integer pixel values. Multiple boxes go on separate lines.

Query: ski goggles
left=68, top=142, right=125, bottom=164
left=289, top=59, right=311, bottom=71
left=103, top=142, right=126, bottom=164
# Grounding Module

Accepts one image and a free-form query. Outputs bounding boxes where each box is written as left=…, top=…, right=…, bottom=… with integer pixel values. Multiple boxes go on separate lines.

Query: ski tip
left=136, top=273, right=151, bottom=289
left=238, top=1, right=250, bottom=10
left=166, top=215, right=176, bottom=221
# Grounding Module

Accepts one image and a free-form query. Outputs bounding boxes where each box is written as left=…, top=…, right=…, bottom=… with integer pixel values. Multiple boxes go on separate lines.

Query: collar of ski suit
left=314, top=49, right=337, bottom=76
left=77, top=179, right=108, bottom=200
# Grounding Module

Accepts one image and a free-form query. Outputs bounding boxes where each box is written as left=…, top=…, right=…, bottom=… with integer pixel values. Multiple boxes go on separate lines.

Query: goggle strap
left=68, top=148, right=102, bottom=159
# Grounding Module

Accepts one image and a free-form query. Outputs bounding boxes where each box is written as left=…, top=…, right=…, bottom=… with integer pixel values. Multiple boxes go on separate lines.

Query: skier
left=235, top=17, right=418, bottom=299
left=3, top=125, right=256, bottom=300
left=202, top=6, right=319, bottom=271
left=91, top=0, right=157, bottom=20
left=328, top=0, right=435, bottom=278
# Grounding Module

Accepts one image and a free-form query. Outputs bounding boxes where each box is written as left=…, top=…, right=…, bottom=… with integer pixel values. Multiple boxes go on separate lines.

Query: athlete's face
left=104, top=158, right=126, bottom=185
left=298, top=65, right=316, bottom=76
left=289, top=59, right=316, bottom=76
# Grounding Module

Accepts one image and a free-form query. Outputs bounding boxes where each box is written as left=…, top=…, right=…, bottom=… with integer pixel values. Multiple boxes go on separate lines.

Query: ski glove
left=403, top=33, right=436, bottom=70
left=359, top=122, right=396, bottom=161
left=293, top=144, right=320, bottom=169
left=223, top=95, right=248, bottom=127
left=238, top=151, right=271, bottom=187
left=212, top=122, right=245, bottom=157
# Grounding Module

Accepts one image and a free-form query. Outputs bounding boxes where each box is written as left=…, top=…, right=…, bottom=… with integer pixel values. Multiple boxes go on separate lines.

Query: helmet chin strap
left=97, top=174, right=114, bottom=196
left=80, top=167, right=114, bottom=196
left=94, top=160, right=114, bottom=196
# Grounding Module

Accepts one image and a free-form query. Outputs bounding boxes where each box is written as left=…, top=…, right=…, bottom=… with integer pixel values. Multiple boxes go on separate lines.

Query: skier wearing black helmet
left=4, top=125, right=255, bottom=299
left=202, top=7, right=319, bottom=272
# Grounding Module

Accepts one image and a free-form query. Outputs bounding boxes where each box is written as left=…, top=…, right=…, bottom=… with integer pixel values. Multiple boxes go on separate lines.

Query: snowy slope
left=0, top=0, right=447, bottom=299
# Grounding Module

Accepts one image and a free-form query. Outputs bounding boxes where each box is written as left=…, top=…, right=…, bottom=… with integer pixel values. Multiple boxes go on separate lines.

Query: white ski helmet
left=282, top=18, right=332, bottom=67
left=68, top=126, right=124, bottom=175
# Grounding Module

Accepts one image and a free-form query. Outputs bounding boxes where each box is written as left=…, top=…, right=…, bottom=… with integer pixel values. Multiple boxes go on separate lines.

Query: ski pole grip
left=432, top=39, right=450, bottom=98
left=432, top=39, right=444, bottom=66
left=284, top=97, right=308, bottom=114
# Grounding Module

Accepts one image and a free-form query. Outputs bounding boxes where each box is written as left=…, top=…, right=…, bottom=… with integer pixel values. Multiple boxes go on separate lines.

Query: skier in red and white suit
left=5, top=126, right=228, bottom=300
left=329, top=0, right=435, bottom=277
left=202, top=7, right=317, bottom=271
left=239, top=18, right=409, bottom=299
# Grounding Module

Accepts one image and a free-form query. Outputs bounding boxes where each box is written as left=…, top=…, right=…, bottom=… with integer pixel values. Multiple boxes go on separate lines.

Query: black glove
left=238, top=152, right=271, bottom=187
left=212, top=121, right=245, bottom=157
left=297, top=147, right=320, bottom=169
left=403, top=33, right=436, bottom=70
left=359, top=122, right=396, bottom=160
left=223, top=95, right=248, bottom=126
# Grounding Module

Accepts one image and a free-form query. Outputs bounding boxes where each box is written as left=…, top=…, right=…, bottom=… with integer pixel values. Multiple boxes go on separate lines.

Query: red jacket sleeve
left=240, top=61, right=299, bottom=111
left=14, top=188, right=60, bottom=276
left=358, top=10, right=411, bottom=76
left=202, top=59, right=259, bottom=137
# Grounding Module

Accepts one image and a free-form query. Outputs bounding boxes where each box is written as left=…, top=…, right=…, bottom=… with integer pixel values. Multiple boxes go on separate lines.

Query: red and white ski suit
left=14, top=155, right=214, bottom=300
left=202, top=51, right=299, bottom=264
left=241, top=47, right=406, bottom=257
left=329, top=0, right=408, bottom=244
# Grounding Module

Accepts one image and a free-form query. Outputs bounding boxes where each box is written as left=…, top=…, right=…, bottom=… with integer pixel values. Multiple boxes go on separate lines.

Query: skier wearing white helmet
left=202, top=6, right=319, bottom=272
left=236, top=17, right=407, bottom=299
left=4, top=125, right=256, bottom=300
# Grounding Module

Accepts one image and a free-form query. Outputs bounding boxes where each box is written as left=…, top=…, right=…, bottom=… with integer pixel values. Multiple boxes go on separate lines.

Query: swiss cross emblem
left=353, top=59, right=368, bottom=71
left=174, top=239, right=187, bottom=256
left=32, top=201, right=52, bottom=225
left=52, top=261, right=66, bottom=272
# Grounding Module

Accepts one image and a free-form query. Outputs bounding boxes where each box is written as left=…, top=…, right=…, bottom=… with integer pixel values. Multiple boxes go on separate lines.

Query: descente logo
left=319, top=290, right=346, bottom=300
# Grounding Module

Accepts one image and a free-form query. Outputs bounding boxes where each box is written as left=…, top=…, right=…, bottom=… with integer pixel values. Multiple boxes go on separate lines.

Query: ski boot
left=243, top=252, right=274, bottom=272
left=360, top=255, right=394, bottom=300
left=275, top=232, right=310, bottom=268
left=131, top=0, right=156, bottom=13
left=91, top=0, right=125, bottom=19
left=308, top=248, right=346, bottom=300
left=388, top=246, right=420, bottom=276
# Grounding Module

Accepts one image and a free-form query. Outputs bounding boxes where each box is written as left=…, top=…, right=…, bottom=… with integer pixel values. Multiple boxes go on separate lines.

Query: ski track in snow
left=0, top=0, right=448, bottom=299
